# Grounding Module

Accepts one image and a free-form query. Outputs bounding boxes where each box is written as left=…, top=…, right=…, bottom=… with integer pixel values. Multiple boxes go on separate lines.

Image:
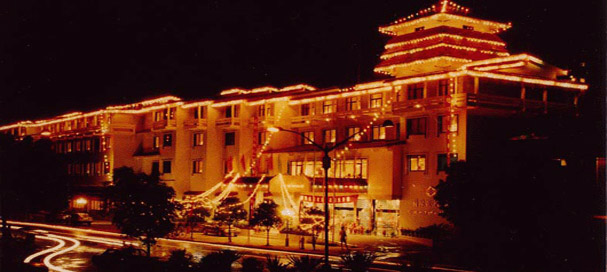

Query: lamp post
left=268, top=119, right=394, bottom=268
left=281, top=208, right=294, bottom=247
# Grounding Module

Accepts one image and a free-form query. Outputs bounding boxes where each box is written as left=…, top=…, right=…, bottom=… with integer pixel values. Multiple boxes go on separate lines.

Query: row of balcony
left=150, top=93, right=571, bottom=131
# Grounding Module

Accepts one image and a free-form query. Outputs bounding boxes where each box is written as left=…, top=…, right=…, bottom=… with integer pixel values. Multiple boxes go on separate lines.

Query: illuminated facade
left=0, top=1, right=587, bottom=232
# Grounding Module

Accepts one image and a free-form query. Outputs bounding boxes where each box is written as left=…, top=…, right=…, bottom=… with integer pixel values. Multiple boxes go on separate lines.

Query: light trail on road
left=24, top=236, right=65, bottom=263
left=43, top=234, right=81, bottom=272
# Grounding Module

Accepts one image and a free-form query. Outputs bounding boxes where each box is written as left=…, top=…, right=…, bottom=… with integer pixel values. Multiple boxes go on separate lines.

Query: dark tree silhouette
left=213, top=196, right=247, bottom=242
left=0, top=134, right=68, bottom=235
left=434, top=140, right=600, bottom=271
left=109, top=167, right=178, bottom=256
left=250, top=201, right=281, bottom=246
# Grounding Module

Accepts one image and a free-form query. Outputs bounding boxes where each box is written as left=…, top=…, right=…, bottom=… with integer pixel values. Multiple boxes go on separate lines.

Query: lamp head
left=382, top=120, right=395, bottom=128
left=267, top=127, right=281, bottom=133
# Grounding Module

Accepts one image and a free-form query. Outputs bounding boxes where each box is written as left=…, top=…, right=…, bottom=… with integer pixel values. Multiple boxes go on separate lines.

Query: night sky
left=1, top=0, right=605, bottom=144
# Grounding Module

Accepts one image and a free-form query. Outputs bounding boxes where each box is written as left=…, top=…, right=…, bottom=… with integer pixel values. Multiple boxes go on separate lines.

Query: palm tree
left=197, top=249, right=241, bottom=272
left=287, top=255, right=322, bottom=272
left=340, top=251, right=377, bottom=272
left=266, top=256, right=289, bottom=272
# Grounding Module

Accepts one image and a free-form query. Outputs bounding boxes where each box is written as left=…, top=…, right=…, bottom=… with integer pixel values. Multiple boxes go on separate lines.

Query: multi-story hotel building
left=0, top=1, right=587, bottom=233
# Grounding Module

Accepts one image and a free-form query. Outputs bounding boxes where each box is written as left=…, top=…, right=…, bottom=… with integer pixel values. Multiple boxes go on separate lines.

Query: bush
left=340, top=251, right=377, bottom=272
left=241, top=257, right=264, bottom=272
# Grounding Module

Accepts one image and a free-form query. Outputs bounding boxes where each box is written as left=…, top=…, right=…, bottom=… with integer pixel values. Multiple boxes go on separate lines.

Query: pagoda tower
left=375, top=0, right=512, bottom=77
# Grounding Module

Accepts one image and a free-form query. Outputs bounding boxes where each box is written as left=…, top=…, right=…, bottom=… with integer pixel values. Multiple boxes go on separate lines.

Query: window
left=168, top=107, right=176, bottom=119
left=301, top=103, right=312, bottom=116
left=415, top=26, right=425, bottom=32
left=438, top=80, right=449, bottom=96
left=151, top=161, right=159, bottom=175
left=437, top=115, right=458, bottom=135
left=396, top=89, right=405, bottom=102
left=225, top=107, right=233, bottom=118
left=225, top=105, right=239, bottom=118
left=154, top=110, right=164, bottom=122
left=302, top=131, right=314, bottom=145
left=290, top=161, right=304, bottom=175
left=258, top=132, right=267, bottom=144
left=85, top=139, right=92, bottom=151
left=193, top=106, right=204, bottom=119
left=371, top=125, right=386, bottom=140
left=75, top=140, right=82, bottom=152
left=153, top=136, right=160, bottom=149
left=258, top=105, right=266, bottom=117
left=266, top=104, right=274, bottom=116
left=163, top=134, right=173, bottom=147
left=324, top=129, right=336, bottom=143
left=291, top=158, right=368, bottom=179
left=322, top=100, right=336, bottom=114
left=192, top=160, right=203, bottom=174
left=437, top=153, right=458, bottom=172
left=370, top=93, right=383, bottom=108
left=66, top=141, right=73, bottom=153
left=408, top=155, right=426, bottom=172
left=225, top=132, right=235, bottom=146
left=407, top=118, right=427, bottom=136
left=193, top=133, right=204, bottom=146
left=162, top=160, right=172, bottom=174
left=345, top=97, right=360, bottom=111
left=347, top=127, right=361, bottom=141
left=407, top=83, right=424, bottom=100
left=463, top=25, right=474, bottom=30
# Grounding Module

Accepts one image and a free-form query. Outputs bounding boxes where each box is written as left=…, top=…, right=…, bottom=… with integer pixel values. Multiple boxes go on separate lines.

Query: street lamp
left=281, top=208, right=295, bottom=247
left=268, top=119, right=394, bottom=268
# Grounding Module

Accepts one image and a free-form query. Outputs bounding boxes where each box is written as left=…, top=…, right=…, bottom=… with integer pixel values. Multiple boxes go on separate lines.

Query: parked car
left=58, top=212, right=93, bottom=226
left=201, top=224, right=240, bottom=237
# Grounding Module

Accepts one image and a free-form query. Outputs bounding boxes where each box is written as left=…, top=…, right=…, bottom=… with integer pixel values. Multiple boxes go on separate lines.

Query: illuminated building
left=0, top=0, right=587, bottom=232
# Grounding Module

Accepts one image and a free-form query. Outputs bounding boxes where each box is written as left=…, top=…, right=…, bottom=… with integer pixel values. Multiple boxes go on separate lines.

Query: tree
left=213, top=196, right=247, bottom=242
left=0, top=135, right=68, bottom=236
left=109, top=167, right=178, bottom=257
left=340, top=251, right=377, bottom=272
left=186, top=206, right=210, bottom=238
left=434, top=142, right=600, bottom=271
left=250, top=201, right=281, bottom=246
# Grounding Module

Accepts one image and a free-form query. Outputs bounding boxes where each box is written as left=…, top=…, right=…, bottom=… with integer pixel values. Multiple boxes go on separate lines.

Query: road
left=11, top=221, right=473, bottom=272
left=11, top=221, right=405, bottom=272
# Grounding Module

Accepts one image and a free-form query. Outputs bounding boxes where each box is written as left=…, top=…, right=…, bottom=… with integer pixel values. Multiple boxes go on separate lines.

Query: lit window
left=290, top=161, right=303, bottom=175
left=322, top=100, right=336, bottom=114
left=370, top=93, right=383, bottom=108
left=302, top=131, right=314, bottom=145
left=347, top=127, right=361, bottom=141
left=408, top=155, right=426, bottom=172
left=301, top=103, right=313, bottom=116
left=225, top=132, right=235, bottom=146
left=169, top=108, right=176, bottom=119
left=346, top=97, right=361, bottom=111
left=193, top=106, right=204, bottom=119
left=437, top=115, right=458, bottom=135
left=192, top=160, right=203, bottom=174
left=153, top=136, right=160, bottom=149
left=407, top=83, right=424, bottom=100
left=163, top=134, right=173, bottom=147
left=407, top=118, right=427, bottom=137
left=324, top=129, right=336, bottom=143
left=154, top=111, right=164, bottom=122
left=415, top=26, right=425, bottom=32
left=66, top=142, right=73, bottom=153
left=258, top=105, right=266, bottom=117
left=193, top=133, right=204, bottom=146
left=162, top=160, right=172, bottom=174
left=85, top=139, right=92, bottom=151
left=371, top=126, right=386, bottom=140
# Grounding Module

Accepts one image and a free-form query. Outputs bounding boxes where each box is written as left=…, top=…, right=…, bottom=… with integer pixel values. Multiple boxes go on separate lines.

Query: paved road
left=12, top=221, right=405, bottom=272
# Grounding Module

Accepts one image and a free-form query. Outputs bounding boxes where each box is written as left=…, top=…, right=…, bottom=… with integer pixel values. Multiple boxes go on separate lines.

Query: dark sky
left=1, top=0, right=604, bottom=127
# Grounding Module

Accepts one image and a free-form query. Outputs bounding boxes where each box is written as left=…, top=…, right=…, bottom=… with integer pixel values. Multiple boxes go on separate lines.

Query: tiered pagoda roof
left=375, top=0, right=513, bottom=77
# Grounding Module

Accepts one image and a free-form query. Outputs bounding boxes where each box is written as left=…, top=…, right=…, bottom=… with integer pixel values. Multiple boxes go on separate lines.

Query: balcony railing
left=215, top=117, right=241, bottom=127
left=183, top=119, right=207, bottom=129
left=152, top=119, right=176, bottom=130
